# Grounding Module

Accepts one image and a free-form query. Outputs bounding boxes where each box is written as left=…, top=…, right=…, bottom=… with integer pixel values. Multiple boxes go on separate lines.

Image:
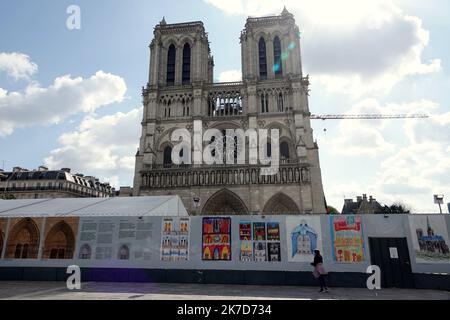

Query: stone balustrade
left=140, top=160, right=310, bottom=189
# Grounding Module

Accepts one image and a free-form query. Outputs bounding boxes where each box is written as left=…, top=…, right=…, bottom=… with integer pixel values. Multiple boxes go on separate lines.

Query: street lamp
left=433, top=195, right=444, bottom=214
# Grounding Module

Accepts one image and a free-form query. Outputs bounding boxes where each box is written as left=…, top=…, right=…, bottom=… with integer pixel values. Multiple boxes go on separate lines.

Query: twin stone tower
left=133, top=8, right=327, bottom=215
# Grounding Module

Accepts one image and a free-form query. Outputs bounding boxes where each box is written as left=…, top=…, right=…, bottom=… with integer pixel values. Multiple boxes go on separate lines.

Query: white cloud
left=0, top=52, right=38, bottom=80
left=0, top=70, right=127, bottom=137
left=218, top=69, right=242, bottom=82
left=322, top=98, right=449, bottom=213
left=44, top=108, right=142, bottom=188
left=376, top=141, right=450, bottom=212
left=205, top=0, right=441, bottom=96
left=324, top=98, right=439, bottom=157
left=330, top=125, right=396, bottom=157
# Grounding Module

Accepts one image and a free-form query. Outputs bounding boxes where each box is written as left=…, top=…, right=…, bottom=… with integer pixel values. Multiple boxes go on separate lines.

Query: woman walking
left=311, top=249, right=328, bottom=293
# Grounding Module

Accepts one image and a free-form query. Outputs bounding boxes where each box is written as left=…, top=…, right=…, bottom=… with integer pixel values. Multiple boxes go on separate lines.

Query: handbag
left=312, top=268, right=320, bottom=279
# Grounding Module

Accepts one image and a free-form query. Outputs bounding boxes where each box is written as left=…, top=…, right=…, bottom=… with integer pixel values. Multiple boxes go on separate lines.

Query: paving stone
left=0, top=281, right=448, bottom=300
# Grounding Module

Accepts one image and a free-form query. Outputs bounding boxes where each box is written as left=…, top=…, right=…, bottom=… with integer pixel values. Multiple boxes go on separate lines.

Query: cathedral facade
left=133, top=8, right=326, bottom=215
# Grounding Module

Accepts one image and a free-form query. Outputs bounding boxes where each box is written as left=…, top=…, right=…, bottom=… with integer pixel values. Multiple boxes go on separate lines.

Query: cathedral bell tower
left=134, top=18, right=214, bottom=194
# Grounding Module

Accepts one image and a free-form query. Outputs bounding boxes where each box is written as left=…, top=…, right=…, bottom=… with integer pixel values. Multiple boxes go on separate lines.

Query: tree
left=327, top=206, right=340, bottom=214
left=0, top=193, right=16, bottom=200
left=382, top=202, right=411, bottom=214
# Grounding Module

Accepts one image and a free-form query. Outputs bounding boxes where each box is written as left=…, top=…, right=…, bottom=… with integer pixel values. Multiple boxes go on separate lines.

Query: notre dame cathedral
left=133, top=8, right=327, bottom=215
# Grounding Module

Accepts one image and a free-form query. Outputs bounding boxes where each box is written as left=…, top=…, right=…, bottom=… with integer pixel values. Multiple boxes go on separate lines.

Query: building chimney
left=344, top=199, right=353, bottom=204
left=363, top=194, right=367, bottom=201
left=356, top=196, right=362, bottom=202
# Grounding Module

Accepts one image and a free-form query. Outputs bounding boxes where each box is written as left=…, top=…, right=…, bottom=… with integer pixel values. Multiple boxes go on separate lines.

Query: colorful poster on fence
left=202, top=217, right=231, bottom=260
left=161, top=217, right=190, bottom=261
left=286, top=216, right=322, bottom=262
left=239, top=221, right=281, bottom=262
left=409, top=215, right=450, bottom=264
left=330, top=215, right=365, bottom=263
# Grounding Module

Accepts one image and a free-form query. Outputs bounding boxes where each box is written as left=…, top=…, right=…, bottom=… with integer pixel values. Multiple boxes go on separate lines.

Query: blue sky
left=0, top=0, right=449, bottom=212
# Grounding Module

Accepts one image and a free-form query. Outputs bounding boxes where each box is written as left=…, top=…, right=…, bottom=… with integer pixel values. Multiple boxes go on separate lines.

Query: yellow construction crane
left=310, top=114, right=429, bottom=120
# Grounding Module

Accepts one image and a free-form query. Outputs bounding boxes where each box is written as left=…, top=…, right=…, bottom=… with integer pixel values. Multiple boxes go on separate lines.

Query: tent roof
left=0, top=196, right=188, bottom=217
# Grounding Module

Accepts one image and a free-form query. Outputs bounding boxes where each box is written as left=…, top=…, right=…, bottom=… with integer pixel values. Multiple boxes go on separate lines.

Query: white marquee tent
left=0, top=196, right=188, bottom=217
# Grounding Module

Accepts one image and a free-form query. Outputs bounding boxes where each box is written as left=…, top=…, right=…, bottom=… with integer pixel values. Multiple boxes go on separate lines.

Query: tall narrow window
left=163, top=146, right=173, bottom=167
left=259, top=37, right=267, bottom=79
left=167, top=101, right=171, bottom=118
left=166, top=44, right=176, bottom=85
left=234, top=136, right=238, bottom=161
left=277, top=93, right=284, bottom=111
left=22, top=244, right=29, bottom=259
left=267, top=143, right=272, bottom=158
left=280, top=141, right=290, bottom=160
left=15, top=244, right=22, bottom=259
left=261, top=95, right=265, bottom=113
left=182, top=43, right=191, bottom=84
left=265, top=94, right=269, bottom=112
left=273, top=36, right=283, bottom=77
left=261, top=93, right=269, bottom=113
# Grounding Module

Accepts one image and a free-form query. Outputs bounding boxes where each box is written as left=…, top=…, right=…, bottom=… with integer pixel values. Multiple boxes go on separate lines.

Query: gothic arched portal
left=263, top=192, right=300, bottom=215
left=6, top=218, right=40, bottom=259
left=43, top=221, right=75, bottom=259
left=202, top=189, right=249, bottom=215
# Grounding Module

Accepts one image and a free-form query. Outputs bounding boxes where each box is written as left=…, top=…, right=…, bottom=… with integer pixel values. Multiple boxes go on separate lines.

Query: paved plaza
left=0, top=281, right=448, bottom=300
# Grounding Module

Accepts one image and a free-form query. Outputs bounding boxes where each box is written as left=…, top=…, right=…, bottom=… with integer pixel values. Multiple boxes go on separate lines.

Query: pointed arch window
left=277, top=92, right=284, bottom=111
left=13, top=241, right=31, bottom=259
left=163, top=146, right=173, bottom=167
left=259, top=37, right=267, bottom=79
left=79, top=244, right=92, bottom=260
left=118, top=245, right=130, bottom=260
left=165, top=101, right=171, bottom=118
left=273, top=36, right=283, bottom=77
left=166, top=44, right=176, bottom=85
left=14, top=244, right=22, bottom=259
left=182, top=43, right=191, bottom=84
left=280, top=141, right=290, bottom=160
left=267, top=143, right=272, bottom=158
left=261, top=93, right=269, bottom=113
